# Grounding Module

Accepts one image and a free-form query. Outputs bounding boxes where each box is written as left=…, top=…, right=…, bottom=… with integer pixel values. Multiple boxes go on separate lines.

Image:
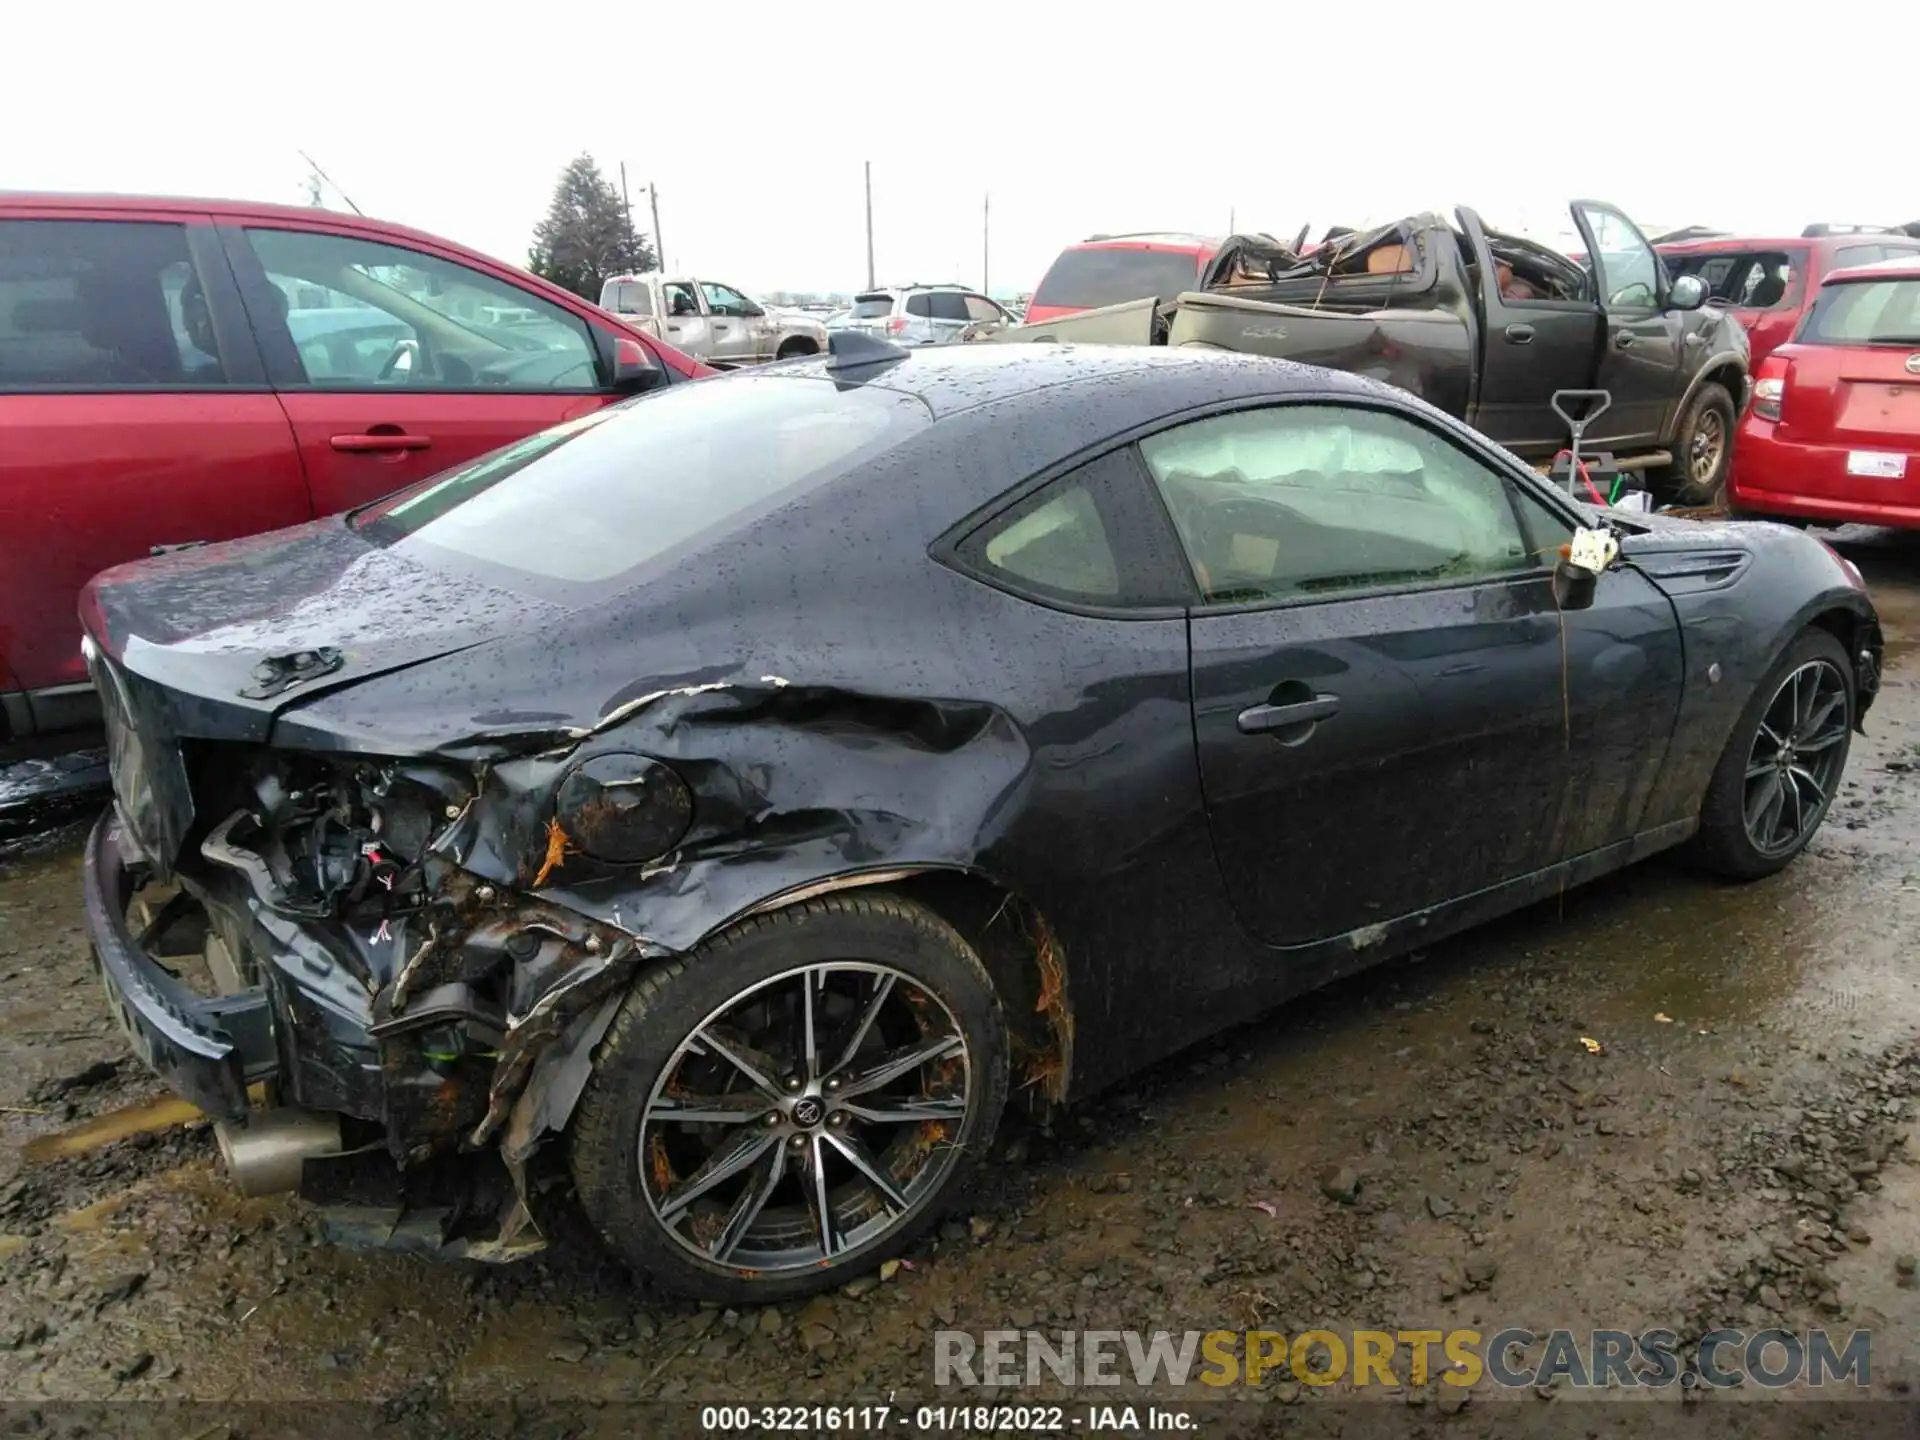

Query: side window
left=699, top=282, right=754, bottom=317
left=905, top=293, right=935, bottom=318
left=1833, top=245, right=1885, bottom=270
left=1139, top=404, right=1550, bottom=605
left=1582, top=209, right=1659, bottom=312
left=241, top=227, right=600, bottom=391
left=662, top=283, right=700, bottom=317
left=963, top=294, right=1004, bottom=323
left=928, top=292, right=972, bottom=322
left=956, top=449, right=1191, bottom=608
left=0, top=220, right=226, bottom=389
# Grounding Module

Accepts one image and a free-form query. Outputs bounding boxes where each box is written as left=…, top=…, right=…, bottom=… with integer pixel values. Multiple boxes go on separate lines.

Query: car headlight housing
left=555, top=753, right=694, bottom=864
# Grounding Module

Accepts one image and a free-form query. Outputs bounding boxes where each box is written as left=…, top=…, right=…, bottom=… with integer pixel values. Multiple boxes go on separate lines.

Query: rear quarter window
left=1030, top=247, right=1207, bottom=311
left=1799, top=278, right=1920, bottom=345
left=354, top=375, right=930, bottom=600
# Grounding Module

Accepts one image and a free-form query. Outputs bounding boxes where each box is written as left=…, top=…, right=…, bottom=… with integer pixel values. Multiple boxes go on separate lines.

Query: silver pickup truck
left=597, top=273, right=827, bottom=368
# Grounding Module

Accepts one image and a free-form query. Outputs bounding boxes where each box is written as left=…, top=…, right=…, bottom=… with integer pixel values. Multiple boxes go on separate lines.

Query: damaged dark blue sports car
left=79, top=336, right=1881, bottom=1301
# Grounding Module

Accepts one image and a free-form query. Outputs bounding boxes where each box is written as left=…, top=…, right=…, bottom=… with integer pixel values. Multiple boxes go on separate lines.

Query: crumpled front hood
left=81, top=517, right=570, bottom=741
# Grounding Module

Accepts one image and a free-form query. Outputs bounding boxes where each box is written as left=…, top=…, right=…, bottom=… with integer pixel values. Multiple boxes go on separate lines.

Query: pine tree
left=527, top=154, right=655, bottom=300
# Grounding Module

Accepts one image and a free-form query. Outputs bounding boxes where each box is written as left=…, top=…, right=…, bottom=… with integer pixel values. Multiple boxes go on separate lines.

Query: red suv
left=1729, top=256, right=1920, bottom=528
left=1658, top=229, right=1920, bottom=371
left=1025, top=233, right=1221, bottom=325
left=0, top=194, right=710, bottom=755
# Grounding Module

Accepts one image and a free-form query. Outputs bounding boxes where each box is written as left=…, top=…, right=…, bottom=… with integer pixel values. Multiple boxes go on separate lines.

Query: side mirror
left=1552, top=556, right=1599, bottom=610
left=1552, top=525, right=1621, bottom=611
left=741, top=303, right=765, bottom=318
left=1669, top=273, right=1708, bottom=311
left=611, top=335, right=663, bottom=392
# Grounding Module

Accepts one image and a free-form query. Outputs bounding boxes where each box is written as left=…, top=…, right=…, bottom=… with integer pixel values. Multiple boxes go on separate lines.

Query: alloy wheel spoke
left=710, top=1138, right=787, bottom=1262
left=1789, top=764, right=1827, bottom=811
left=651, top=1092, right=770, bottom=1125
left=799, top=967, right=821, bottom=1083
left=807, top=1136, right=837, bottom=1258
left=824, top=1130, right=909, bottom=1213
left=838, top=1095, right=968, bottom=1125
left=828, top=972, right=897, bottom=1077
left=659, top=1127, right=778, bottom=1221
left=1748, top=772, right=1785, bottom=843
left=691, top=1026, right=788, bottom=1103
left=1798, top=689, right=1846, bottom=745
left=836, top=1035, right=965, bottom=1099
left=1783, top=771, right=1806, bottom=838
left=1797, top=722, right=1848, bottom=754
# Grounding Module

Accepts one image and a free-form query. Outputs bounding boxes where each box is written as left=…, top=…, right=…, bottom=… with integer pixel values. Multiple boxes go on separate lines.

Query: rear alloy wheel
left=570, top=894, right=1007, bottom=1303
left=1686, top=628, right=1855, bottom=879
left=1656, top=381, right=1737, bottom=507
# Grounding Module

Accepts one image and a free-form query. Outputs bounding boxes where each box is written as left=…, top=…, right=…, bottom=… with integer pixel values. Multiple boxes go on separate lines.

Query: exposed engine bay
left=139, top=747, right=657, bottom=1259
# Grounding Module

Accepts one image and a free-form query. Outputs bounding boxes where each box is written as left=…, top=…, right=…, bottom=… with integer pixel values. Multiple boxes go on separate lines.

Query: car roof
left=1073, top=233, right=1222, bottom=252
left=1656, top=236, right=1816, bottom=254
left=775, top=340, right=1381, bottom=422
left=1823, top=256, right=1920, bottom=286
left=0, top=190, right=500, bottom=257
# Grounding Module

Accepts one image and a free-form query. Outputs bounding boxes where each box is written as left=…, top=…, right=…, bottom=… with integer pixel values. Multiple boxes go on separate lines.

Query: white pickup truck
left=597, top=273, right=827, bottom=368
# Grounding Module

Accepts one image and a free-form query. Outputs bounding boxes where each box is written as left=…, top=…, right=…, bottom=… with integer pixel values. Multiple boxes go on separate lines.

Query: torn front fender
left=444, top=679, right=1036, bottom=955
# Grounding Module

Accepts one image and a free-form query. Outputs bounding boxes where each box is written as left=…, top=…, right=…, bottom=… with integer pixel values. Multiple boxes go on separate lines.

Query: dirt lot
left=2, top=528, right=1919, bottom=1434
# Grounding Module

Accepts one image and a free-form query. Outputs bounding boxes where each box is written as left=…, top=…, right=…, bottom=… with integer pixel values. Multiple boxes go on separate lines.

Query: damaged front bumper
left=80, top=757, right=670, bottom=1260
left=83, top=813, right=275, bottom=1121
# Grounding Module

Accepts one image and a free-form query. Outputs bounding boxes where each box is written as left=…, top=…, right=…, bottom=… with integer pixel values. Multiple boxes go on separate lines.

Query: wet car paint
left=75, top=345, right=1881, bottom=1260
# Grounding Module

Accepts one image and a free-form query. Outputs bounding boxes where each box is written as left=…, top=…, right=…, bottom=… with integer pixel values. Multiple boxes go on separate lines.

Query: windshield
left=1799, top=277, right=1920, bottom=345
left=353, top=375, right=930, bottom=598
left=1031, top=247, right=1206, bottom=310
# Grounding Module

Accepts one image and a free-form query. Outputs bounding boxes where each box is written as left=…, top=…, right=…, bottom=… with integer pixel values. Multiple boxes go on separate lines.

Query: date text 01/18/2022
left=698, top=1404, right=1199, bottom=1432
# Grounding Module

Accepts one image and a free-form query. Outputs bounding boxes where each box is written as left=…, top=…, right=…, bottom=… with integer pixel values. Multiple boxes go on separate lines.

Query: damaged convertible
left=80, top=335, right=1877, bottom=1302
left=996, top=201, right=1751, bottom=504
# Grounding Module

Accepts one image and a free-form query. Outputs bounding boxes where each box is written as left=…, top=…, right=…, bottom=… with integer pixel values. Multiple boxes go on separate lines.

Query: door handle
left=665, top=323, right=682, bottom=332
left=330, top=433, right=432, bottom=453
left=1237, top=694, right=1341, bottom=736
left=1504, top=323, right=1535, bottom=344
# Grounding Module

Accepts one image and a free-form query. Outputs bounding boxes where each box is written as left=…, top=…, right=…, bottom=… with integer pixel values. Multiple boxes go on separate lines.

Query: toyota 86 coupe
left=78, top=334, right=1881, bottom=1302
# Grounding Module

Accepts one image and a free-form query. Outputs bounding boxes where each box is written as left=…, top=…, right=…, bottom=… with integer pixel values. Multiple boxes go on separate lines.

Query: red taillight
left=886, top=316, right=908, bottom=335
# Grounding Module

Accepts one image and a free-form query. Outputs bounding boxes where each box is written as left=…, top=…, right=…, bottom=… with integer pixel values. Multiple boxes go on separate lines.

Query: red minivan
left=0, top=194, right=711, bottom=754
left=1730, top=257, right=1920, bottom=528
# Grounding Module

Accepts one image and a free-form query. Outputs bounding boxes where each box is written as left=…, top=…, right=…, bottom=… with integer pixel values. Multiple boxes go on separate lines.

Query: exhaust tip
left=214, top=1109, right=342, bottom=1197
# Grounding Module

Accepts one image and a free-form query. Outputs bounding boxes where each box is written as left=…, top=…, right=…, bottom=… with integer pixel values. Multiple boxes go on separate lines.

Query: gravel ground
left=1, top=528, right=1918, bottom=1436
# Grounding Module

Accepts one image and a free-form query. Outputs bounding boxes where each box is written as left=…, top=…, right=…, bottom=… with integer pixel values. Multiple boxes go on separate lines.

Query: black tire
left=1655, top=381, right=1737, bottom=506
left=775, top=339, right=817, bottom=360
left=1685, top=628, right=1855, bottom=880
left=570, top=892, right=1008, bottom=1304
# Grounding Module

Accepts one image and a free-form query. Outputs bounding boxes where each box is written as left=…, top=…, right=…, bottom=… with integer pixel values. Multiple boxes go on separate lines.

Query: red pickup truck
left=0, top=192, right=710, bottom=760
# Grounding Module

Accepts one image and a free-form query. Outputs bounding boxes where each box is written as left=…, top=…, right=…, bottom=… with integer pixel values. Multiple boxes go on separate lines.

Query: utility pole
left=618, top=163, right=638, bottom=256
left=1229, top=206, right=1236, bottom=234
left=983, top=192, right=990, bottom=296
left=647, top=183, right=664, bottom=272
left=864, top=161, right=875, bottom=289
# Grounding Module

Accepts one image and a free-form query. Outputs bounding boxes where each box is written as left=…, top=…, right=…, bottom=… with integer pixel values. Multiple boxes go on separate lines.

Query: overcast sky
left=5, top=0, right=1914, bottom=298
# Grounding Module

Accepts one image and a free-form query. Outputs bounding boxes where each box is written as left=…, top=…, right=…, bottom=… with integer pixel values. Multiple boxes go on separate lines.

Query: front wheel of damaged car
left=1686, top=627, right=1855, bottom=881
left=569, top=893, right=1009, bottom=1303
